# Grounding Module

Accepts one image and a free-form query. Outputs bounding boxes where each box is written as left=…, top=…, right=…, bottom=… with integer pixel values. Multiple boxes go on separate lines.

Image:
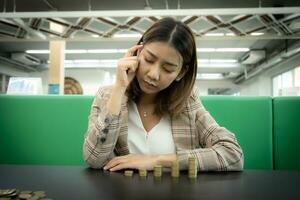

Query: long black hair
left=128, top=17, right=197, bottom=116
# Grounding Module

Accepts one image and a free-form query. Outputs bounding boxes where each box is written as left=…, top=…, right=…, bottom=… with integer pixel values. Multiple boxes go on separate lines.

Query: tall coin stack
left=171, top=160, right=180, bottom=178
left=139, top=169, right=147, bottom=178
left=153, top=165, right=162, bottom=177
left=188, top=157, right=198, bottom=178
left=124, top=170, right=134, bottom=177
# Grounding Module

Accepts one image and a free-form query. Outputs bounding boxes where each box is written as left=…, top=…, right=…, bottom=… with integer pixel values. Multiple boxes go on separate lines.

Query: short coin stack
left=188, top=157, right=198, bottom=178
left=153, top=165, right=162, bottom=177
left=171, top=160, right=180, bottom=178
left=0, top=189, right=49, bottom=200
left=124, top=170, right=134, bottom=177
left=138, top=169, right=147, bottom=178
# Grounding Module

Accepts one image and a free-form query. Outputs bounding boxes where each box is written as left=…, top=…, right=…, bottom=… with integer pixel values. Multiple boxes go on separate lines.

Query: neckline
left=132, top=101, right=163, bottom=134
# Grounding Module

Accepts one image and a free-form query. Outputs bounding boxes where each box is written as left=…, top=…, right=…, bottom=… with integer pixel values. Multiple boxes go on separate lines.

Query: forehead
left=143, top=42, right=182, bottom=65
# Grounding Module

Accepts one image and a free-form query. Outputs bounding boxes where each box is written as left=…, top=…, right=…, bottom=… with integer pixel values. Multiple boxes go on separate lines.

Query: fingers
left=124, top=44, right=143, bottom=58
left=110, top=163, right=132, bottom=172
left=103, top=155, right=128, bottom=170
left=118, top=59, right=139, bottom=72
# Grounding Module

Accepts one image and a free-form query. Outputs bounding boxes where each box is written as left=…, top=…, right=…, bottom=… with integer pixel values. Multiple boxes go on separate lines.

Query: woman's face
left=136, top=41, right=183, bottom=95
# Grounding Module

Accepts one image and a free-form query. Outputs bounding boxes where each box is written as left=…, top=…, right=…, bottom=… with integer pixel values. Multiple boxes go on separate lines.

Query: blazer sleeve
left=83, top=86, right=122, bottom=169
left=177, top=93, right=244, bottom=171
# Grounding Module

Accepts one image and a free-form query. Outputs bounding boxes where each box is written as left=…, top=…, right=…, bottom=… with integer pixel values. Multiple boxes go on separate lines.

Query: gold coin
left=19, top=193, right=32, bottom=199
left=124, top=170, right=133, bottom=177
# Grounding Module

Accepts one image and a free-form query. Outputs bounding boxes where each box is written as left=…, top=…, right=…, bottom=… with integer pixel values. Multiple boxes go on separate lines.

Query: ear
left=176, top=65, right=188, bottom=81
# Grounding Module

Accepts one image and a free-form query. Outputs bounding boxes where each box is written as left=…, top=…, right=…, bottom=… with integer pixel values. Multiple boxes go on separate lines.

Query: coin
left=124, top=170, right=134, bottom=177
left=19, top=193, right=32, bottom=199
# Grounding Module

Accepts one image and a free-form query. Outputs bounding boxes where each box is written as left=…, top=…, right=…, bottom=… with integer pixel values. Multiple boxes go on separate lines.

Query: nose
left=147, top=65, right=160, bottom=81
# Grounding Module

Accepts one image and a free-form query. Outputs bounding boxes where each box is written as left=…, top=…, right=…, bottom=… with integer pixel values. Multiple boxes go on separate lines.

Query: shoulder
left=182, top=86, right=203, bottom=113
left=95, top=85, right=113, bottom=99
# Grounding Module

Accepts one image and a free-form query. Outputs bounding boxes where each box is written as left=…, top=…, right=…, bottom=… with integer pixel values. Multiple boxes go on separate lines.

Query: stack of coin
left=188, top=157, right=198, bottom=178
left=139, top=169, right=147, bottom=177
left=0, top=188, right=17, bottom=199
left=18, top=191, right=32, bottom=199
left=0, top=189, right=49, bottom=200
left=33, top=191, right=46, bottom=199
left=153, top=165, right=162, bottom=177
left=171, top=160, right=180, bottom=178
left=124, top=170, right=134, bottom=177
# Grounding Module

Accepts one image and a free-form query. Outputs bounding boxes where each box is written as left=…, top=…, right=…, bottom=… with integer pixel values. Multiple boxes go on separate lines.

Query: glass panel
left=282, top=70, right=293, bottom=88
left=295, top=66, right=300, bottom=87
left=273, top=75, right=281, bottom=96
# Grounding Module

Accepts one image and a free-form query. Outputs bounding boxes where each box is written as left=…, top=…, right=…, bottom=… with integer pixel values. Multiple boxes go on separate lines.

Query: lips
left=144, top=80, right=157, bottom=88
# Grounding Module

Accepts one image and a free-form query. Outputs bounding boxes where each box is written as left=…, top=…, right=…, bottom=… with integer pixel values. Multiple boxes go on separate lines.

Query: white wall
left=240, top=75, right=272, bottom=96
left=29, top=68, right=114, bottom=95
left=239, top=53, right=300, bottom=96
left=195, top=80, right=239, bottom=96
left=6, top=52, right=300, bottom=96
left=29, top=68, right=239, bottom=96
left=0, top=62, right=29, bottom=77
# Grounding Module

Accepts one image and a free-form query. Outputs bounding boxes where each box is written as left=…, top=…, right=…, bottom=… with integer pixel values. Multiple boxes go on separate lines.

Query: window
left=295, top=66, right=300, bottom=87
left=273, top=66, right=300, bottom=96
left=273, top=75, right=282, bottom=97
left=282, top=71, right=293, bottom=88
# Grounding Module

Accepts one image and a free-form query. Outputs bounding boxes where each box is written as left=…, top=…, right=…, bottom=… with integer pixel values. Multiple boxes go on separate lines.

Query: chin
left=138, top=79, right=159, bottom=94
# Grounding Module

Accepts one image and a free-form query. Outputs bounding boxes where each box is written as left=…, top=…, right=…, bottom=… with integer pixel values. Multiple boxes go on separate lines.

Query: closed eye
left=164, top=68, right=175, bottom=73
left=145, top=58, right=154, bottom=63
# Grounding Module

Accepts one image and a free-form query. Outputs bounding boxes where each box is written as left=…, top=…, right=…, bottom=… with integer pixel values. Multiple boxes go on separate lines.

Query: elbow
left=230, top=154, right=244, bottom=171
left=227, top=150, right=244, bottom=171
left=83, top=143, right=107, bottom=169
left=83, top=152, right=107, bottom=169
left=84, top=158, right=106, bottom=169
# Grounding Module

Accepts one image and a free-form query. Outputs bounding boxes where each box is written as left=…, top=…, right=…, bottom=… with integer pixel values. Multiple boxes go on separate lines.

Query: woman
left=83, top=17, right=243, bottom=171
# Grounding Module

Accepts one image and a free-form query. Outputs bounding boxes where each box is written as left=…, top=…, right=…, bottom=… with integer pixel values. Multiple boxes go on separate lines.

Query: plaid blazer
left=83, top=85, right=244, bottom=171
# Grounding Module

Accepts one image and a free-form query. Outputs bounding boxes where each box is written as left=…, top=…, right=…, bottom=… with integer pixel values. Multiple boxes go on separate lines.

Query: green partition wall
left=0, top=95, right=281, bottom=170
left=273, top=97, right=300, bottom=170
left=0, top=95, right=93, bottom=165
left=201, top=96, right=273, bottom=169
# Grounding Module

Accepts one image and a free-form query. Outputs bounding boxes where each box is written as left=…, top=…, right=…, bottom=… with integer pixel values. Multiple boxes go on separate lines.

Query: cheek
left=160, top=73, right=178, bottom=85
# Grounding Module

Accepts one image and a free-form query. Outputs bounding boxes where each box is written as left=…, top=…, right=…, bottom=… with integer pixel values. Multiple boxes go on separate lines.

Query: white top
left=127, top=101, right=176, bottom=155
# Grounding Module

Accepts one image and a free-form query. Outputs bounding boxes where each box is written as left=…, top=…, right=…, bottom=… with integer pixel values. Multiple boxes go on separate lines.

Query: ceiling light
left=73, top=60, right=100, bottom=63
left=250, top=32, right=264, bottom=36
left=113, top=34, right=142, bottom=38
left=198, top=63, right=240, bottom=68
left=197, top=48, right=249, bottom=52
left=63, top=59, right=118, bottom=68
left=198, top=59, right=237, bottom=63
left=204, top=33, right=225, bottom=36
left=216, top=48, right=249, bottom=52
left=87, top=49, right=127, bottom=53
left=226, top=33, right=235, bottom=36
left=196, top=73, right=224, bottom=80
left=65, top=50, right=87, bottom=54
left=197, top=48, right=215, bottom=52
left=26, top=50, right=50, bottom=54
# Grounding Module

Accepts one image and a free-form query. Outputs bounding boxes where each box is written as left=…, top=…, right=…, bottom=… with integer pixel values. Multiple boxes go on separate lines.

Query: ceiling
left=0, top=0, right=300, bottom=82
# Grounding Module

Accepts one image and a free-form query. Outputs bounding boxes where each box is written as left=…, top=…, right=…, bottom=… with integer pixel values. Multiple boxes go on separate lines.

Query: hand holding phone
left=115, top=44, right=143, bottom=90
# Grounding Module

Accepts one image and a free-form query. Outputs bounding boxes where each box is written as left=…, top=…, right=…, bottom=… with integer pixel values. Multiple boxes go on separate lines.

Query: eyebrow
left=145, top=48, right=179, bottom=67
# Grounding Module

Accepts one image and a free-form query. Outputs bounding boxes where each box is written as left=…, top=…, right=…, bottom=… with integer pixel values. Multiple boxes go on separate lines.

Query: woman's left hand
left=103, top=154, right=158, bottom=171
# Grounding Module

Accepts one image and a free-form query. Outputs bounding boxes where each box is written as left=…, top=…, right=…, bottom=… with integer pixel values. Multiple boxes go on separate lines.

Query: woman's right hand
left=115, top=44, right=143, bottom=90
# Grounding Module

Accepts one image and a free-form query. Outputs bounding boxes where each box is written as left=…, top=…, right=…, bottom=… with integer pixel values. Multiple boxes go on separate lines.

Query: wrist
left=154, top=154, right=177, bottom=168
left=112, top=84, right=126, bottom=94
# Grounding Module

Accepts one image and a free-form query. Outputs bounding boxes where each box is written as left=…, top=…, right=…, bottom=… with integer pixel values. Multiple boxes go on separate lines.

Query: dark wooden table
left=0, top=165, right=300, bottom=200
